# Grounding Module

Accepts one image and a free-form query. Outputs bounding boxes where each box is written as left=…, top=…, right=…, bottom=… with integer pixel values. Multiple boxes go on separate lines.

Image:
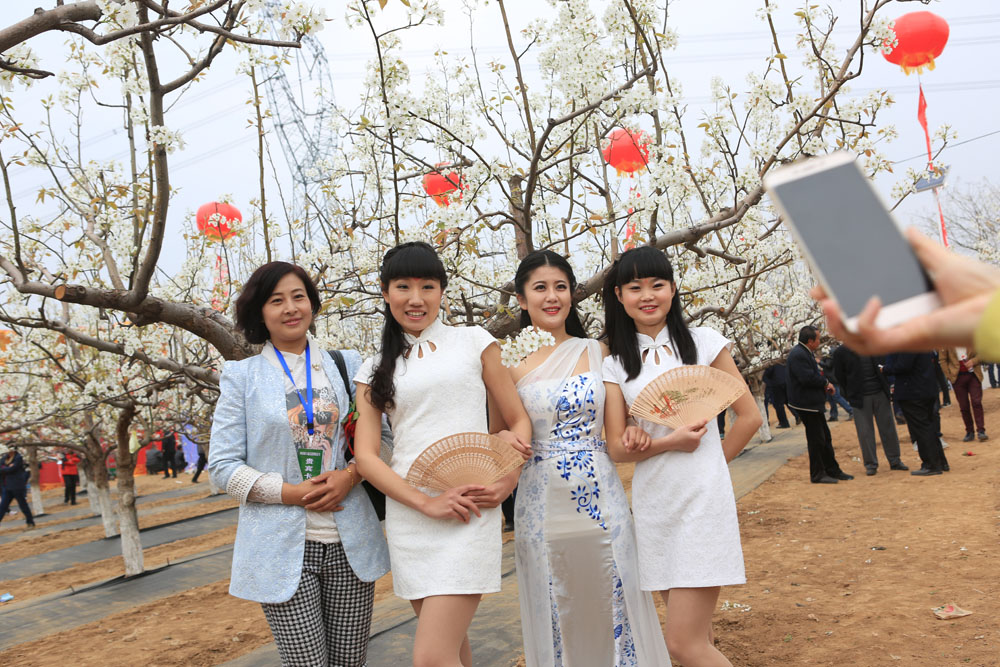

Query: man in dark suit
left=832, top=344, right=908, bottom=476
left=0, top=449, right=36, bottom=528
left=884, top=353, right=949, bottom=476
left=763, top=362, right=791, bottom=428
left=160, top=432, right=177, bottom=479
left=786, top=326, right=853, bottom=484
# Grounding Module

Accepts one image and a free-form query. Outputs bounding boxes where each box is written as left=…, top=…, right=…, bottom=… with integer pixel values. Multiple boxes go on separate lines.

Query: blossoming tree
left=1, top=0, right=923, bottom=540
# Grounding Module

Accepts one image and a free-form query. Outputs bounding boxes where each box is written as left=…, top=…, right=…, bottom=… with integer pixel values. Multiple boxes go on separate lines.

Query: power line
left=892, top=129, right=1000, bottom=165
left=11, top=100, right=249, bottom=200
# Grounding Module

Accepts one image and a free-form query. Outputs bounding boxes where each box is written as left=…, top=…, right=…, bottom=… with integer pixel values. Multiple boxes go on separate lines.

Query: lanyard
left=274, top=343, right=314, bottom=436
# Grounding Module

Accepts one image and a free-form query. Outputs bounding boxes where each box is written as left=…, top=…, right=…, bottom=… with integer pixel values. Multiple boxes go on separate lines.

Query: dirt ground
left=1, top=392, right=998, bottom=666
left=712, top=390, right=999, bottom=666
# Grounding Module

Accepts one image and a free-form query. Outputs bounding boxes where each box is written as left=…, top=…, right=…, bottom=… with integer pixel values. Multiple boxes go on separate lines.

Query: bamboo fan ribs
left=630, top=366, right=747, bottom=429
left=405, top=432, right=524, bottom=491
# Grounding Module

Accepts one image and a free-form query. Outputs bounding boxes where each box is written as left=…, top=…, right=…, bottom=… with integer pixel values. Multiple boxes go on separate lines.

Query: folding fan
left=630, top=365, right=747, bottom=429
left=405, top=432, right=524, bottom=491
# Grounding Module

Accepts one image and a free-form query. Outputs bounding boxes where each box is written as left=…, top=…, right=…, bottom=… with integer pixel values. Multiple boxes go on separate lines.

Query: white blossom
left=147, top=125, right=186, bottom=153
left=500, top=327, right=557, bottom=368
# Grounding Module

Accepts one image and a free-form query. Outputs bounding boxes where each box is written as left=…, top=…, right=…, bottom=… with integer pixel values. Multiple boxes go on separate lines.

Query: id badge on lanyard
left=297, top=447, right=324, bottom=480
left=274, top=343, right=322, bottom=479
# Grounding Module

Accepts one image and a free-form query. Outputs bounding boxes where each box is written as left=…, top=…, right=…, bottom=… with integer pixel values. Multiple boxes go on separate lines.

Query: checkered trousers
left=260, top=541, right=376, bottom=666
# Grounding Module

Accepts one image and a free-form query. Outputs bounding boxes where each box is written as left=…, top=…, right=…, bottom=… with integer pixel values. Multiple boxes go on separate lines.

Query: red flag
left=918, top=83, right=948, bottom=246
left=917, top=83, right=933, bottom=163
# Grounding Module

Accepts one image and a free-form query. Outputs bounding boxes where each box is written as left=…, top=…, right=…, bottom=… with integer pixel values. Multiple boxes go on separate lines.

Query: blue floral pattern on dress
left=516, top=362, right=669, bottom=666
left=548, top=377, right=607, bottom=529
left=553, top=375, right=599, bottom=440
left=611, top=564, right=638, bottom=665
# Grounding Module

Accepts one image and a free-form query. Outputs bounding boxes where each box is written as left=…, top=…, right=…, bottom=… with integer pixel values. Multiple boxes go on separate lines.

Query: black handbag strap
left=329, top=350, right=355, bottom=400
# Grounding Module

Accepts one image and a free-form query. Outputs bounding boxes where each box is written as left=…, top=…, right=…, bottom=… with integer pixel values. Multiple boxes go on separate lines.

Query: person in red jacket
left=61, top=449, right=82, bottom=505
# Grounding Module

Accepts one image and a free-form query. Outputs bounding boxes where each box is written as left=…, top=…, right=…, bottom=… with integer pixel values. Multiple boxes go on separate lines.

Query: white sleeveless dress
left=602, top=326, right=746, bottom=591
left=356, top=319, right=502, bottom=600
left=515, top=338, right=670, bottom=666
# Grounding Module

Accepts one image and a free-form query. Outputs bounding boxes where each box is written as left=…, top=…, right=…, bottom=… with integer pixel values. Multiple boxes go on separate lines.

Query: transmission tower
left=261, top=3, right=338, bottom=238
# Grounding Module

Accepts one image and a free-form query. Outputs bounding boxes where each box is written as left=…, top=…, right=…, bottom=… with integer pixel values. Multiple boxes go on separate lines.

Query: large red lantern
left=422, top=166, right=464, bottom=207
left=196, top=202, right=241, bottom=241
left=882, top=11, right=949, bottom=75
left=196, top=202, right=241, bottom=310
left=882, top=11, right=951, bottom=246
left=601, top=128, right=650, bottom=176
left=602, top=128, right=651, bottom=250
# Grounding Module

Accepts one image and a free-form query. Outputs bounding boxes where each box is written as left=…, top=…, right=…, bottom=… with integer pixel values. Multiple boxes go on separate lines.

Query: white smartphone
left=764, top=151, right=941, bottom=333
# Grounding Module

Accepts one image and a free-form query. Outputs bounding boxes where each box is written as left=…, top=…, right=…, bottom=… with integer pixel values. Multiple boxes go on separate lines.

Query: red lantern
left=196, top=202, right=241, bottom=241
left=196, top=202, right=240, bottom=310
left=882, top=11, right=951, bottom=246
left=882, top=11, right=949, bottom=75
left=601, top=128, right=650, bottom=176
left=602, top=128, right=651, bottom=250
left=422, top=166, right=464, bottom=207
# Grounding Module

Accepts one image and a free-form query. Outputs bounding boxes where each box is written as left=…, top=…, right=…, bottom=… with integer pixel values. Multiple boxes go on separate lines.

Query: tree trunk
left=508, top=175, right=533, bottom=259
left=755, top=392, right=773, bottom=443
left=114, top=405, right=143, bottom=575
left=27, top=448, right=45, bottom=517
left=85, top=455, right=118, bottom=537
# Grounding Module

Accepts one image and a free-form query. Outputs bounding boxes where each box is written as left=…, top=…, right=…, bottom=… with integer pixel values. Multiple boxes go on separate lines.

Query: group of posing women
left=209, top=241, right=761, bottom=667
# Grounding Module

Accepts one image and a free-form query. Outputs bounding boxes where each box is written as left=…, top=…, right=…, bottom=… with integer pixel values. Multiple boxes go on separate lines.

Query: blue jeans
left=828, top=386, right=853, bottom=419
left=985, top=363, right=998, bottom=388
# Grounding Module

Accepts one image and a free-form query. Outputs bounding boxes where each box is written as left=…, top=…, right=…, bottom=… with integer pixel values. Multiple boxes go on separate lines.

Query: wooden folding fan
left=405, top=432, right=524, bottom=491
left=630, top=365, right=747, bottom=429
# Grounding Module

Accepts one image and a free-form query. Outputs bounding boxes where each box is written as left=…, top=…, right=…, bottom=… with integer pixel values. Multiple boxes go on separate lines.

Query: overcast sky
left=6, top=0, right=996, bottom=270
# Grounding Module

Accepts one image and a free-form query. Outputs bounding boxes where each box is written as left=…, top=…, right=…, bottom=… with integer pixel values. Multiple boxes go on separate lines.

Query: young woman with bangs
left=351, top=242, right=532, bottom=667
left=601, top=246, right=761, bottom=667
left=495, top=249, right=670, bottom=666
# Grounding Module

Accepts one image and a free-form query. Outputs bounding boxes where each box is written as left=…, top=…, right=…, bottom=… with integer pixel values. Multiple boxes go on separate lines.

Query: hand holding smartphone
left=764, top=151, right=941, bottom=333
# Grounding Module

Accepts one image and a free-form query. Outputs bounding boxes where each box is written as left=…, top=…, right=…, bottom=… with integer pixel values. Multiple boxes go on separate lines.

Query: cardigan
left=209, top=349, right=390, bottom=603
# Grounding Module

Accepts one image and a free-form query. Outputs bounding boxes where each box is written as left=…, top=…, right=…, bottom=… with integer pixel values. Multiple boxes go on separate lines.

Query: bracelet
left=345, top=463, right=358, bottom=488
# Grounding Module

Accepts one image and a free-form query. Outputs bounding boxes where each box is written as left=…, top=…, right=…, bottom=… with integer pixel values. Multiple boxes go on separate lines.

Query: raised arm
left=711, top=348, right=762, bottom=462
left=480, top=343, right=532, bottom=456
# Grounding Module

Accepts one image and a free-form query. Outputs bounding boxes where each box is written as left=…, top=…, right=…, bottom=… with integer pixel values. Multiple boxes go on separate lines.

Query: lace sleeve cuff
left=247, top=472, right=284, bottom=504
left=226, top=465, right=278, bottom=504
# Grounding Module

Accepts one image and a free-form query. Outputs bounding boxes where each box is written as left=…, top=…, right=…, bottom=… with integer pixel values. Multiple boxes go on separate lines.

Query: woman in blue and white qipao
left=498, top=250, right=670, bottom=666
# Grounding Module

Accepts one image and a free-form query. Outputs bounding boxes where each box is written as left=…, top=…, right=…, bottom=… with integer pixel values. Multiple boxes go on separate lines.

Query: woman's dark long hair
left=369, top=242, right=448, bottom=412
left=514, top=250, right=587, bottom=338
left=601, top=246, right=696, bottom=380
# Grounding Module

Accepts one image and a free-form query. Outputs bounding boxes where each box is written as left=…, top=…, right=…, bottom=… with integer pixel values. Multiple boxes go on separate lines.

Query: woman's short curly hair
left=234, top=262, right=321, bottom=344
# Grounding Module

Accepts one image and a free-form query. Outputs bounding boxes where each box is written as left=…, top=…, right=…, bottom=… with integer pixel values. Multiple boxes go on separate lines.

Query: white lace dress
left=515, top=338, right=670, bottom=666
left=602, top=326, right=746, bottom=592
left=356, top=319, right=502, bottom=600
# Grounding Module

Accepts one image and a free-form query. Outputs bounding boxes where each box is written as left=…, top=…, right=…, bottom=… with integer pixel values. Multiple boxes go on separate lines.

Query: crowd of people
left=769, top=325, right=992, bottom=482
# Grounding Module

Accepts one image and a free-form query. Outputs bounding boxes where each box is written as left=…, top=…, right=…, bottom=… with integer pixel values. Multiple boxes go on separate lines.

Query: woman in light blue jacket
left=209, top=261, right=389, bottom=666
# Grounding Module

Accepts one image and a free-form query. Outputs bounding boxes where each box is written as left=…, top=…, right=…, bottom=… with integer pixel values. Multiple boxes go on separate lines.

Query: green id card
left=297, top=448, right=324, bottom=480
